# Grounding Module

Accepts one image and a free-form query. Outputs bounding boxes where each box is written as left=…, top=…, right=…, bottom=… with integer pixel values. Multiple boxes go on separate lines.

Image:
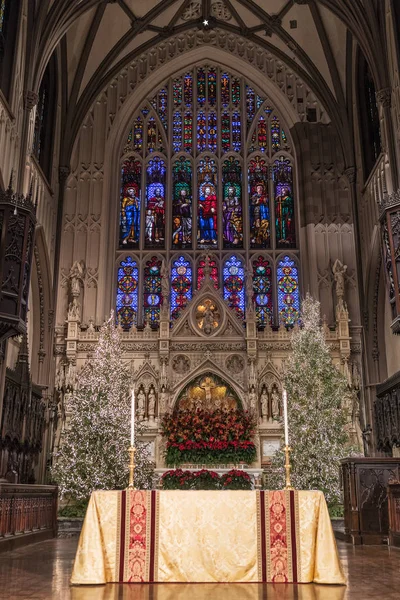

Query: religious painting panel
left=172, top=158, right=192, bottom=249
left=176, top=373, right=241, bottom=412
left=223, top=255, right=245, bottom=318
left=248, top=156, right=270, bottom=249
left=195, top=297, right=221, bottom=336
left=119, top=158, right=141, bottom=249
left=197, top=157, right=218, bottom=248
left=222, top=157, right=243, bottom=249
left=143, top=256, right=162, bottom=326
left=252, top=255, right=273, bottom=326
left=277, top=255, right=300, bottom=326
left=145, top=157, right=166, bottom=248
left=171, top=256, right=192, bottom=320
left=116, top=256, right=138, bottom=330
left=274, top=156, right=296, bottom=248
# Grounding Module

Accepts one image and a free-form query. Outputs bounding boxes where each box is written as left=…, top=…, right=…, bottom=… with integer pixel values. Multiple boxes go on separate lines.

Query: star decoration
left=203, top=19, right=209, bottom=26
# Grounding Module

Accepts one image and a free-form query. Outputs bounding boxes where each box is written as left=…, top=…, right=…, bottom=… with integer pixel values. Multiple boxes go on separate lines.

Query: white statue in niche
left=137, top=388, right=146, bottom=418
left=271, top=388, right=281, bottom=419
left=260, top=387, right=269, bottom=423
left=148, top=387, right=157, bottom=421
left=248, top=386, right=257, bottom=411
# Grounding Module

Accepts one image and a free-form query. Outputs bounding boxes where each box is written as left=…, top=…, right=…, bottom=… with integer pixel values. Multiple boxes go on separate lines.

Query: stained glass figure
left=171, top=256, right=192, bottom=320
left=252, top=256, right=273, bottom=326
left=144, top=257, right=162, bottom=325
left=208, top=111, right=217, bottom=153
left=274, top=157, right=296, bottom=248
left=246, top=86, right=256, bottom=132
left=271, top=115, right=280, bottom=151
left=198, top=157, right=218, bottom=247
left=116, top=257, right=138, bottom=330
left=147, top=117, right=157, bottom=151
left=222, top=157, right=243, bottom=248
left=173, top=111, right=182, bottom=153
left=258, top=116, right=267, bottom=151
left=232, top=78, right=241, bottom=107
left=232, top=112, right=241, bottom=152
left=120, top=158, right=141, bottom=248
left=173, top=79, right=182, bottom=106
left=184, top=73, right=193, bottom=106
left=221, top=73, right=230, bottom=107
left=197, top=111, right=206, bottom=152
left=197, top=69, right=206, bottom=105
left=277, top=256, right=300, bottom=326
left=172, top=158, right=192, bottom=248
left=208, top=68, right=217, bottom=106
left=145, top=158, right=166, bottom=247
left=248, top=157, right=270, bottom=248
left=184, top=111, right=193, bottom=152
left=223, top=255, right=245, bottom=318
left=197, top=256, right=219, bottom=289
left=222, top=112, right=230, bottom=153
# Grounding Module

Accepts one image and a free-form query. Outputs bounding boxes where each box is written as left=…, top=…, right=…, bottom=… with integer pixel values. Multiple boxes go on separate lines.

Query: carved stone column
left=376, top=88, right=398, bottom=192
left=17, top=91, right=39, bottom=193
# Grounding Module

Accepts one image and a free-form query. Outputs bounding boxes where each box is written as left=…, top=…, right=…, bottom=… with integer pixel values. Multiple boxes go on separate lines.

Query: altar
left=71, top=489, right=345, bottom=585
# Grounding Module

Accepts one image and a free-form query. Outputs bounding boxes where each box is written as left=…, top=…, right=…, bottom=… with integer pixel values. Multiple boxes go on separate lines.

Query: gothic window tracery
left=116, top=66, right=300, bottom=329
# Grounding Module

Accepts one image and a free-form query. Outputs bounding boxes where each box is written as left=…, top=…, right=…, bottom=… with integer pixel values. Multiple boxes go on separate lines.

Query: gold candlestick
left=284, top=445, right=294, bottom=490
left=128, top=445, right=137, bottom=489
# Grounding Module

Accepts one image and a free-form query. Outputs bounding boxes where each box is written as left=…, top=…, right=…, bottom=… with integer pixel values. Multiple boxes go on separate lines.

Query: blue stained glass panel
left=277, top=256, right=300, bottom=326
left=116, top=257, right=138, bottom=330
left=223, top=255, right=245, bottom=318
left=171, top=256, right=192, bottom=320
left=252, top=256, right=273, bottom=326
left=173, top=111, right=182, bottom=152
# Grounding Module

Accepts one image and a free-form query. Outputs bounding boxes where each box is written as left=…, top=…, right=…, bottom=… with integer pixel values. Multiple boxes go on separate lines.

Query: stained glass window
left=223, top=256, right=245, bottom=318
left=222, top=157, right=243, bottom=249
left=252, top=256, right=273, bottom=326
left=172, top=158, right=192, bottom=248
left=144, top=257, right=162, bottom=325
left=145, top=158, right=166, bottom=248
left=248, top=156, right=270, bottom=248
left=198, top=157, right=218, bottom=248
left=120, top=158, right=141, bottom=248
left=197, top=257, right=219, bottom=289
left=277, top=256, right=300, bottom=326
left=274, top=156, right=296, bottom=248
left=117, top=66, right=300, bottom=327
left=171, top=256, right=192, bottom=320
left=116, top=257, right=139, bottom=330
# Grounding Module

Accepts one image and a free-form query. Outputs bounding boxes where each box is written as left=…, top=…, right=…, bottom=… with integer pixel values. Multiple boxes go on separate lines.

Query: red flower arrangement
left=161, top=409, right=256, bottom=467
left=161, top=469, right=253, bottom=490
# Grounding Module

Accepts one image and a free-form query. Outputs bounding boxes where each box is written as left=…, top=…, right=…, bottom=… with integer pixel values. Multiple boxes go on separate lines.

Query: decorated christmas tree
left=268, top=295, right=350, bottom=505
left=53, top=314, right=154, bottom=500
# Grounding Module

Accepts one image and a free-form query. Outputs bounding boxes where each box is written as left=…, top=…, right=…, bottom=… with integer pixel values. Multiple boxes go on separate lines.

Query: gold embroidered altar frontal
left=71, top=490, right=345, bottom=585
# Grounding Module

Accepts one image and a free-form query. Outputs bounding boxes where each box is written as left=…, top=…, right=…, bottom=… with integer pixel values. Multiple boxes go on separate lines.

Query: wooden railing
left=388, top=481, right=400, bottom=548
left=0, top=484, right=58, bottom=551
left=341, top=458, right=400, bottom=545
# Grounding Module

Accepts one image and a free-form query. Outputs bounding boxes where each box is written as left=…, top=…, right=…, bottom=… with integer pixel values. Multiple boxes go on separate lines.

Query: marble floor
left=0, top=538, right=399, bottom=600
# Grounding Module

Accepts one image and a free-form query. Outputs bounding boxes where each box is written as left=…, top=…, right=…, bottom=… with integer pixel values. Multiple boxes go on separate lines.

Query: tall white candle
left=130, top=389, right=135, bottom=447
left=282, top=389, right=289, bottom=446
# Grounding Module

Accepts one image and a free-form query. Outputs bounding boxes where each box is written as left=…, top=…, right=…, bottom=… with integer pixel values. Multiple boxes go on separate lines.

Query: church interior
left=1, top=0, right=400, bottom=598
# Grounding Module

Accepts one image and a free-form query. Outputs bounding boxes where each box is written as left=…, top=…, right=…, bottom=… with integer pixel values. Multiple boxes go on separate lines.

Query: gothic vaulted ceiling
left=30, top=0, right=387, bottom=161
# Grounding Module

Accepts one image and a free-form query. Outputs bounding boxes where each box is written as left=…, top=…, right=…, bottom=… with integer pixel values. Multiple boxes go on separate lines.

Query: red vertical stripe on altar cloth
left=260, top=490, right=267, bottom=582
left=119, top=490, right=127, bottom=582
left=149, top=490, right=157, bottom=582
left=289, top=491, right=298, bottom=583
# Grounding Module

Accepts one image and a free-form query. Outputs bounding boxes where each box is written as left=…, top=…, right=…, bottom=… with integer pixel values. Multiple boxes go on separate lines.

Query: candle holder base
left=284, top=445, right=294, bottom=490
left=127, top=445, right=137, bottom=490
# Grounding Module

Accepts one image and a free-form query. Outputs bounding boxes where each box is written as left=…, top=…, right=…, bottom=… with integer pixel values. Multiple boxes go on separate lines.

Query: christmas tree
left=268, top=295, right=350, bottom=505
left=53, top=314, right=154, bottom=500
